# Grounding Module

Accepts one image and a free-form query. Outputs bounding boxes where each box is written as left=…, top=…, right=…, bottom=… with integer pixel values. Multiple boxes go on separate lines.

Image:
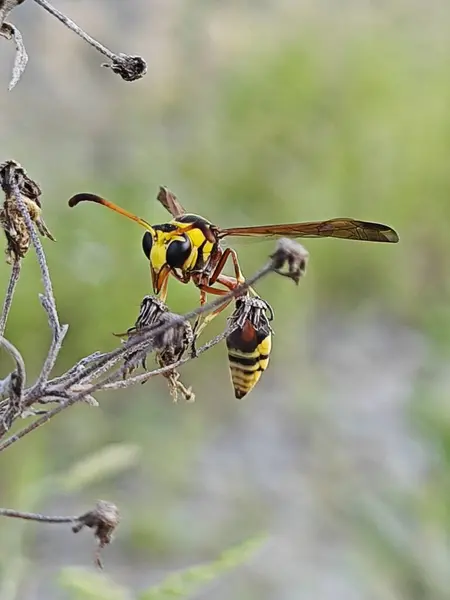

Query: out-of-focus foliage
left=59, top=535, right=265, bottom=600
left=1, top=0, right=450, bottom=598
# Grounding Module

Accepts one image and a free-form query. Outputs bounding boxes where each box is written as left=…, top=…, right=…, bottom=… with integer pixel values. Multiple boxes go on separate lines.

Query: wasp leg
left=193, top=249, right=250, bottom=339
left=209, top=247, right=245, bottom=285
left=191, top=289, right=208, bottom=352
left=193, top=280, right=237, bottom=339
left=210, top=249, right=259, bottom=298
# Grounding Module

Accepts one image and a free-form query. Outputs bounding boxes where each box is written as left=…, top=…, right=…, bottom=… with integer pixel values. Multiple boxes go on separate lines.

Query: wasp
left=68, top=186, right=399, bottom=339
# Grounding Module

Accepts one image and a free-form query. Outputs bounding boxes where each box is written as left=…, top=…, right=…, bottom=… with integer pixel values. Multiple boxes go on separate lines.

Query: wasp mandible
left=68, top=186, right=399, bottom=336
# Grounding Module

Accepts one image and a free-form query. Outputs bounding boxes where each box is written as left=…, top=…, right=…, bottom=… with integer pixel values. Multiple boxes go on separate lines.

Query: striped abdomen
left=226, top=320, right=272, bottom=399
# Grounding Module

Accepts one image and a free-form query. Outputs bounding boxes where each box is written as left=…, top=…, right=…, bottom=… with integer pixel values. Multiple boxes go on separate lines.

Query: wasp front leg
left=192, top=248, right=246, bottom=340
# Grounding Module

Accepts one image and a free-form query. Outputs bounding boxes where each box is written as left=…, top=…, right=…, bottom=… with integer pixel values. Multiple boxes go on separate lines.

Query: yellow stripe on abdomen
left=226, top=334, right=272, bottom=399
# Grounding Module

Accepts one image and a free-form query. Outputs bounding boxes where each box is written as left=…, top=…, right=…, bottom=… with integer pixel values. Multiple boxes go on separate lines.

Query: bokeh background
left=2, top=0, right=450, bottom=598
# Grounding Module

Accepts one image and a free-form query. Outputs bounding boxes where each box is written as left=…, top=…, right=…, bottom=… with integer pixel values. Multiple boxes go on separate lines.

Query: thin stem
left=0, top=397, right=77, bottom=452
left=31, top=0, right=147, bottom=83
left=0, top=508, right=76, bottom=524
left=0, top=336, right=26, bottom=389
left=46, top=349, right=125, bottom=392
left=11, top=180, right=60, bottom=331
left=47, top=351, right=105, bottom=386
left=32, top=0, right=116, bottom=61
left=0, top=260, right=20, bottom=337
left=0, top=20, right=28, bottom=90
left=97, top=327, right=236, bottom=391
left=30, top=319, right=69, bottom=398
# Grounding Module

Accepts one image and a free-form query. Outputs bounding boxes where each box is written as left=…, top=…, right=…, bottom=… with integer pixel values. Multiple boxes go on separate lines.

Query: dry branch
left=0, top=500, right=119, bottom=569
left=1, top=0, right=147, bottom=90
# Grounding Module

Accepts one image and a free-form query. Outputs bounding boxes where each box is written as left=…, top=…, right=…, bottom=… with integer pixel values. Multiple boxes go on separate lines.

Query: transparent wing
left=219, top=218, right=399, bottom=243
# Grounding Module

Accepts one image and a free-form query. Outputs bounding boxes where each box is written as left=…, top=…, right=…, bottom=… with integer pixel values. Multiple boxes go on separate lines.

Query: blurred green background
left=2, top=0, right=450, bottom=598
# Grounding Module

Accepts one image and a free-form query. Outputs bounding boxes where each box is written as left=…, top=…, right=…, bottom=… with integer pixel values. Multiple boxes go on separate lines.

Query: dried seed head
left=72, top=500, right=120, bottom=569
left=102, top=54, right=148, bottom=82
left=120, top=296, right=194, bottom=400
left=0, top=160, right=55, bottom=263
left=227, top=295, right=274, bottom=333
left=270, top=238, right=309, bottom=285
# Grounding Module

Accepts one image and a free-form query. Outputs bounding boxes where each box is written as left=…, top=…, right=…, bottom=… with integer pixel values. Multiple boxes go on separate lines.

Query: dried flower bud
left=102, top=54, right=147, bottom=82
left=120, top=296, right=194, bottom=401
left=270, top=238, right=309, bottom=284
left=72, top=500, right=120, bottom=569
left=0, top=160, right=55, bottom=263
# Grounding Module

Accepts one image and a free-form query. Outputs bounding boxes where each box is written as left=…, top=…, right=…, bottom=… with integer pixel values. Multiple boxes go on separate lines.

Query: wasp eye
left=166, top=234, right=191, bottom=268
left=142, top=231, right=153, bottom=259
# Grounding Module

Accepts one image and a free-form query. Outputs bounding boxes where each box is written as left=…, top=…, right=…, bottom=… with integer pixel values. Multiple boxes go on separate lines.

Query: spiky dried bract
left=72, top=500, right=120, bottom=569
left=121, top=296, right=195, bottom=402
left=270, top=238, right=309, bottom=284
left=0, top=160, right=55, bottom=263
left=102, top=54, right=147, bottom=82
left=227, top=295, right=274, bottom=332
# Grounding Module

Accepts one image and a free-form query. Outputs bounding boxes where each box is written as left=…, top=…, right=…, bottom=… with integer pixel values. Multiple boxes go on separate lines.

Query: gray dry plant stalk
left=0, top=160, right=309, bottom=567
left=0, top=0, right=147, bottom=90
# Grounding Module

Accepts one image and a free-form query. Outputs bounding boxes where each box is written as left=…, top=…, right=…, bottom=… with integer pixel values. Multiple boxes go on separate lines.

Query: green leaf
left=139, top=534, right=267, bottom=600
left=58, top=567, right=131, bottom=600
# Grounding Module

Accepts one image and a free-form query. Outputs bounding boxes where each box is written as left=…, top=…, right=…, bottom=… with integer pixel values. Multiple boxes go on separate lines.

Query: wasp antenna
left=68, top=192, right=154, bottom=231
left=68, top=193, right=106, bottom=208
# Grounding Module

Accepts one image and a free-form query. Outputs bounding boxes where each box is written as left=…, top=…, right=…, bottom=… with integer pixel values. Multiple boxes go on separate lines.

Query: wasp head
left=142, top=224, right=192, bottom=297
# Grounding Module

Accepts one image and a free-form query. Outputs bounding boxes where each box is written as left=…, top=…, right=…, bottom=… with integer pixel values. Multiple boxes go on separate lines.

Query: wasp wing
left=157, top=186, right=186, bottom=217
left=219, top=218, right=399, bottom=243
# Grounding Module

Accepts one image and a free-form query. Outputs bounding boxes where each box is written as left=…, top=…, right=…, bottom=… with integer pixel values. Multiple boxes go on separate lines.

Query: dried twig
left=0, top=0, right=147, bottom=89
left=9, top=179, right=59, bottom=326
left=0, top=507, right=75, bottom=523
left=72, top=500, right=120, bottom=569
left=0, top=336, right=25, bottom=433
left=0, top=20, right=28, bottom=90
left=0, top=258, right=20, bottom=337
left=0, top=162, right=65, bottom=402
left=0, top=1, right=28, bottom=89
left=33, top=0, right=147, bottom=81
left=0, top=500, right=119, bottom=569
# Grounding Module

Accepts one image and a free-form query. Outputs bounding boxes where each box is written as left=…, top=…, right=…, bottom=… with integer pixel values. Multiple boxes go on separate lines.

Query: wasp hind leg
left=192, top=248, right=242, bottom=338
left=191, top=284, right=233, bottom=351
